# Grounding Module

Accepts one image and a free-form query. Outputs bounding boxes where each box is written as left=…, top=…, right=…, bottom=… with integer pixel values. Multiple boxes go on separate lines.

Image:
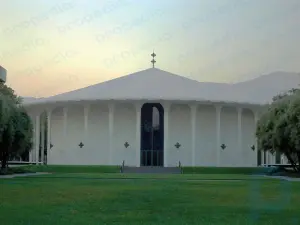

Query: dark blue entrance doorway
left=140, top=103, right=164, bottom=167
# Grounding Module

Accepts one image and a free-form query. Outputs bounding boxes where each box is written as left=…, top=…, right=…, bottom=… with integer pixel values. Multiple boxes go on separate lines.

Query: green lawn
left=1, top=173, right=299, bottom=225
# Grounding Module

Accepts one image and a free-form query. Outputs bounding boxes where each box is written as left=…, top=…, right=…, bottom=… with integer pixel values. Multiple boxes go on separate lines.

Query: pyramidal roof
left=24, top=68, right=299, bottom=106
left=28, top=68, right=237, bottom=105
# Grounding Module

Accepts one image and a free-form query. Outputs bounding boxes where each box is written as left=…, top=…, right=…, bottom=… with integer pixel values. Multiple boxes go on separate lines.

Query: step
left=122, top=166, right=182, bottom=174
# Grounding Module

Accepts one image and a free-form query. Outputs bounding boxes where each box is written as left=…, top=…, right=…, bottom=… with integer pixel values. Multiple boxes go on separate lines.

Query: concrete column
left=28, top=114, right=35, bottom=163
left=284, top=155, right=288, bottom=164
left=270, top=152, right=273, bottom=165
left=266, top=152, right=269, bottom=166
left=254, top=112, right=259, bottom=157
left=237, top=107, right=242, bottom=166
left=254, top=111, right=260, bottom=166
left=108, top=103, right=115, bottom=165
left=33, top=115, right=37, bottom=163
left=189, top=104, right=197, bottom=167
left=29, top=146, right=32, bottom=163
left=215, top=105, right=222, bottom=167
left=285, top=155, right=289, bottom=164
left=35, top=114, right=40, bottom=164
left=28, top=115, right=33, bottom=163
left=270, top=153, right=273, bottom=165
left=63, top=107, right=68, bottom=136
left=163, top=102, right=171, bottom=167
left=41, top=114, right=45, bottom=164
left=46, top=110, right=52, bottom=164
left=83, top=104, right=90, bottom=141
left=135, top=102, right=142, bottom=167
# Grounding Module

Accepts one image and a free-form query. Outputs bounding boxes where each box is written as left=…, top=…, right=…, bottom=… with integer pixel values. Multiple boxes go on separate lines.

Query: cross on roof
left=151, top=51, right=156, bottom=68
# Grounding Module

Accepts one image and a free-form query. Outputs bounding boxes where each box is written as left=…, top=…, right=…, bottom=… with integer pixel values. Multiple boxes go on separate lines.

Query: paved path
left=0, top=172, right=50, bottom=179
left=0, top=173, right=247, bottom=181
left=1, top=173, right=300, bottom=182
left=262, top=175, right=300, bottom=182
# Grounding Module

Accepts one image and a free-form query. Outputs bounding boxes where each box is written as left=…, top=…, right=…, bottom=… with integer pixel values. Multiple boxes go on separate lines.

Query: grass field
left=1, top=169, right=300, bottom=225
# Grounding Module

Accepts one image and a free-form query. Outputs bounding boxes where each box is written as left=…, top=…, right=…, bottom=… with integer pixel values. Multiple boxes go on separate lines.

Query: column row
left=39, top=102, right=170, bottom=166
left=188, top=104, right=259, bottom=167
left=30, top=102, right=259, bottom=167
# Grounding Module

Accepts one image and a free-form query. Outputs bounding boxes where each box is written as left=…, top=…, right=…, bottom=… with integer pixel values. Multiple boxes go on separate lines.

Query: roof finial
left=151, top=50, right=156, bottom=68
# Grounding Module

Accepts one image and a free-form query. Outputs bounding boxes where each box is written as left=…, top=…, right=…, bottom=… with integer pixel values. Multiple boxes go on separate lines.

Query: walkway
left=0, top=172, right=50, bottom=179
left=1, top=173, right=300, bottom=182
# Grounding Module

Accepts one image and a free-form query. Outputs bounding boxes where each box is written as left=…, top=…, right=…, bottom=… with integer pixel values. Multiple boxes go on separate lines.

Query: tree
left=0, top=82, right=22, bottom=104
left=0, top=83, right=33, bottom=170
left=256, top=88, right=300, bottom=172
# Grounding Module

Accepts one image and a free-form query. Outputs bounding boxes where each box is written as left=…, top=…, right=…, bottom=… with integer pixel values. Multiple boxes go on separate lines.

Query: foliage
left=0, top=83, right=33, bottom=170
left=256, top=88, right=300, bottom=172
left=0, top=82, right=22, bottom=104
left=0, top=166, right=34, bottom=175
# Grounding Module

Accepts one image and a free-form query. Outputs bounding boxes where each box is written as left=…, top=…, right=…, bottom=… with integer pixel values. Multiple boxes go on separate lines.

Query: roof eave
left=22, top=98, right=265, bottom=110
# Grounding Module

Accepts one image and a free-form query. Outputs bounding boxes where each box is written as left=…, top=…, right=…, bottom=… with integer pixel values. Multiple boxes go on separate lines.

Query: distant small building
left=0, top=65, right=7, bottom=83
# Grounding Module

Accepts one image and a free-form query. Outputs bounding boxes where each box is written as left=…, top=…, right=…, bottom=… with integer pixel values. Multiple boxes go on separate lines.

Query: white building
left=0, top=65, right=7, bottom=83
left=24, top=67, right=293, bottom=167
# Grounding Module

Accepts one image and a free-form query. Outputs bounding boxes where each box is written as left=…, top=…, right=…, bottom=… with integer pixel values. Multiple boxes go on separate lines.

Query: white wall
left=49, top=104, right=110, bottom=165
left=168, top=104, right=192, bottom=167
left=48, top=107, right=64, bottom=164
left=65, top=104, right=85, bottom=164
left=220, top=107, right=239, bottom=166
left=113, top=103, right=136, bottom=166
left=241, top=109, right=256, bottom=166
left=46, top=101, right=257, bottom=167
left=30, top=116, right=37, bottom=162
left=86, top=103, right=109, bottom=165
left=195, top=105, right=217, bottom=166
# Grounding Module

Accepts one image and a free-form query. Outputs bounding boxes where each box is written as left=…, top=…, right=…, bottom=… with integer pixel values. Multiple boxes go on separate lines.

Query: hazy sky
left=1, top=0, right=300, bottom=97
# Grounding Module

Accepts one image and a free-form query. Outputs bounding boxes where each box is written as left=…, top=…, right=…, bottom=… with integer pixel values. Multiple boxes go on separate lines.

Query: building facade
left=24, top=68, right=281, bottom=167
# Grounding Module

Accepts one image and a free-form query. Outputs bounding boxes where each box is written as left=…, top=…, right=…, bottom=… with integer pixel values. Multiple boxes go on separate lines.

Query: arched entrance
left=140, top=103, right=164, bottom=166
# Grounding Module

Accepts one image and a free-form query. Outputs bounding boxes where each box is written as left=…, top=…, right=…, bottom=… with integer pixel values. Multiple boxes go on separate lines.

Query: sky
left=0, top=0, right=300, bottom=97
